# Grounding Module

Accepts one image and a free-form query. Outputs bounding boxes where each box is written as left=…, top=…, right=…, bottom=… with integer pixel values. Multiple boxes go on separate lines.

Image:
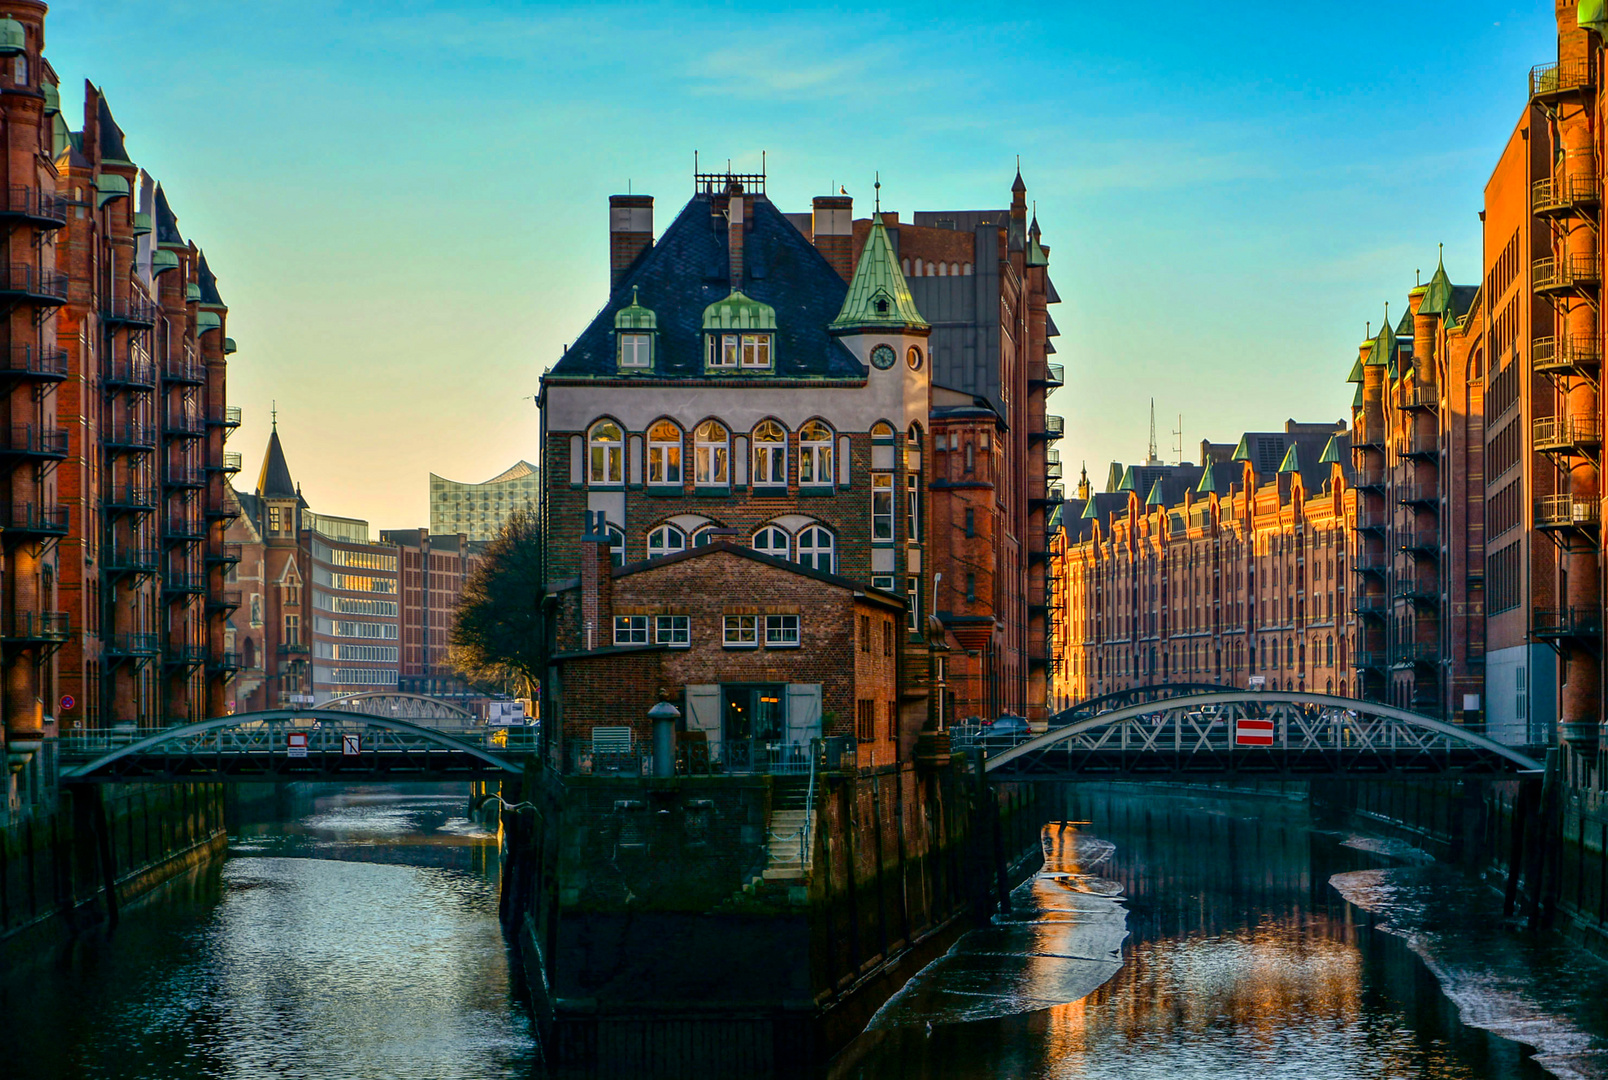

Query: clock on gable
left=870, top=344, right=896, bottom=370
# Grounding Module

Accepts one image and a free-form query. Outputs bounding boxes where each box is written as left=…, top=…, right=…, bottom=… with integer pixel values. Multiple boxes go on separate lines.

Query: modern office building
left=383, top=527, right=483, bottom=704
left=429, top=460, right=539, bottom=541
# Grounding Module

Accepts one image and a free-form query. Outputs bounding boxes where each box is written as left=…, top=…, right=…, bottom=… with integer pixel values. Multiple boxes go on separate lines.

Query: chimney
left=579, top=511, right=614, bottom=650
left=812, top=195, right=853, bottom=281
left=609, top=195, right=653, bottom=291
left=726, top=181, right=745, bottom=287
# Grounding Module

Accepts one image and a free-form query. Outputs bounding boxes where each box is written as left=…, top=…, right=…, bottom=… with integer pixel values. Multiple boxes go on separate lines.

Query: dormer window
left=613, top=286, right=657, bottom=372
left=702, top=288, right=777, bottom=373
left=741, top=333, right=771, bottom=368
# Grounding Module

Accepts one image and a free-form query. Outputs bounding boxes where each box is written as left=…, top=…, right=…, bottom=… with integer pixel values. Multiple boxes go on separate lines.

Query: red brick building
left=0, top=3, right=240, bottom=815
left=549, top=528, right=904, bottom=772
left=383, top=527, right=484, bottom=705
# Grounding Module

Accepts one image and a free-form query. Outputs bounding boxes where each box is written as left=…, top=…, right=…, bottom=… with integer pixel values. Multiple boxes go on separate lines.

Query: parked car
left=983, top=714, right=1031, bottom=741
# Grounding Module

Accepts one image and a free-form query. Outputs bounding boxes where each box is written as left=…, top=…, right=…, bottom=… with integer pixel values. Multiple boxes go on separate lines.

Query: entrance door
left=722, top=684, right=786, bottom=772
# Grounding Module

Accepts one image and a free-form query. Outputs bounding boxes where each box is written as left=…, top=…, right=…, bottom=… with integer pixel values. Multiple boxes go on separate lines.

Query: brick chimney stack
left=609, top=195, right=654, bottom=291
left=726, top=181, right=745, bottom=287
left=579, top=511, right=614, bottom=651
left=812, top=195, right=853, bottom=281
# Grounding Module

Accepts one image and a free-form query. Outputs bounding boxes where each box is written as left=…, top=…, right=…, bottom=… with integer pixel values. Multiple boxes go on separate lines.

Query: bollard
left=648, top=701, right=681, bottom=778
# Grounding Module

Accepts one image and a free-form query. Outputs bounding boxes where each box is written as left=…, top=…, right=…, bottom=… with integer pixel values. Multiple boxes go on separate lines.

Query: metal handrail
left=1533, top=174, right=1602, bottom=213
left=1, top=344, right=67, bottom=378
left=1534, top=253, right=1601, bottom=291
left=1536, top=494, right=1601, bottom=527
left=0, top=185, right=68, bottom=224
left=1534, top=606, right=1605, bottom=637
left=1533, top=414, right=1602, bottom=451
left=1533, top=334, right=1603, bottom=370
left=4, top=611, right=69, bottom=641
left=4, top=423, right=67, bottom=457
left=0, top=263, right=68, bottom=300
left=3, top=501, right=68, bottom=533
left=103, top=296, right=160, bottom=325
left=1531, top=59, right=1593, bottom=98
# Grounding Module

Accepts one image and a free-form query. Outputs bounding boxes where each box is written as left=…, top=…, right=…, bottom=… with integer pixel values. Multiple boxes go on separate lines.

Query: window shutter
left=686, top=684, right=722, bottom=753
left=785, top=683, right=822, bottom=749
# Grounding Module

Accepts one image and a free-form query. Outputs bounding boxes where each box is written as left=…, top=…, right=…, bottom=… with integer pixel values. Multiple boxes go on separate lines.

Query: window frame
left=798, top=420, right=834, bottom=487
left=646, top=524, right=686, bottom=560
left=655, top=614, right=690, bottom=647
left=751, top=420, right=788, bottom=488
left=723, top=614, right=758, bottom=648
left=693, top=420, right=730, bottom=487
left=613, top=615, right=649, bottom=645
left=588, top=420, right=624, bottom=486
left=646, top=420, right=683, bottom=486
left=740, top=333, right=773, bottom=369
left=795, top=525, right=835, bottom=573
left=752, top=525, right=790, bottom=559
left=872, top=473, right=895, bottom=541
left=764, top=614, right=800, bottom=647
left=618, top=332, right=652, bottom=369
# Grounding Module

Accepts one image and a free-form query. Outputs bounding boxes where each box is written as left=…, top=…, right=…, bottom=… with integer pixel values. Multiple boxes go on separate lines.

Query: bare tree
left=450, top=506, right=545, bottom=697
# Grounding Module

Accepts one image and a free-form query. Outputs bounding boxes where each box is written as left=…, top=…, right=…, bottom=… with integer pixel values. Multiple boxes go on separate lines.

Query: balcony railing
left=203, top=493, right=240, bottom=520
left=1353, top=549, right=1390, bottom=573
left=1393, top=579, right=1438, bottom=603
left=1533, top=415, right=1602, bottom=454
left=1, top=500, right=68, bottom=537
left=163, top=465, right=205, bottom=488
left=1401, top=431, right=1439, bottom=458
left=1533, top=174, right=1602, bottom=216
left=1, top=423, right=67, bottom=460
left=1393, top=642, right=1439, bottom=664
left=3, top=611, right=69, bottom=642
left=1355, top=506, right=1388, bottom=530
left=206, top=405, right=242, bottom=429
left=1399, top=386, right=1439, bottom=411
left=206, top=590, right=242, bottom=613
left=278, top=642, right=310, bottom=656
left=105, top=358, right=157, bottom=388
left=1534, top=606, right=1605, bottom=639
left=163, top=516, right=205, bottom=541
left=103, top=296, right=160, bottom=327
left=1397, top=483, right=1438, bottom=505
left=1533, top=334, right=1604, bottom=375
left=104, top=484, right=158, bottom=512
left=0, top=263, right=68, bottom=303
left=1536, top=494, right=1601, bottom=530
left=1531, top=59, right=1593, bottom=100
left=205, top=542, right=242, bottom=566
left=1354, top=649, right=1389, bottom=669
left=1400, top=530, right=1440, bottom=554
left=102, top=546, right=160, bottom=574
left=1534, top=253, right=1601, bottom=294
left=162, top=572, right=205, bottom=595
left=164, top=358, right=205, bottom=385
left=163, top=645, right=206, bottom=667
left=0, top=344, right=67, bottom=381
left=164, top=413, right=205, bottom=437
left=1353, top=467, right=1385, bottom=488
left=1352, top=594, right=1388, bottom=616
left=104, top=422, right=156, bottom=451
left=1033, top=414, right=1065, bottom=440
left=1030, top=362, right=1065, bottom=388
left=104, top=633, right=161, bottom=658
left=0, top=185, right=68, bottom=226
left=204, top=451, right=242, bottom=474
left=207, top=650, right=242, bottom=673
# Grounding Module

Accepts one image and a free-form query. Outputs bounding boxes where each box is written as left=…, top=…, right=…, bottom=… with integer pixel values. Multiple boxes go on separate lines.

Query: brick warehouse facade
left=538, top=166, right=1062, bottom=748
left=0, top=2, right=241, bottom=815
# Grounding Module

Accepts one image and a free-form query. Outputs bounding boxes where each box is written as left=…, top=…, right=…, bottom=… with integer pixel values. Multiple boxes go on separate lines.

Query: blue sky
left=44, top=1, right=1556, bottom=527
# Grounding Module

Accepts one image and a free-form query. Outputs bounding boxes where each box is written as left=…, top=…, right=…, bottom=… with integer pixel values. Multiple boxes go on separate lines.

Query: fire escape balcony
left=1030, top=415, right=1065, bottom=442
left=1353, top=467, right=1386, bottom=489
left=1533, top=415, right=1601, bottom=456
left=204, top=541, right=242, bottom=567
left=1399, top=530, right=1440, bottom=557
left=164, top=358, right=205, bottom=385
left=163, top=464, right=205, bottom=489
left=161, top=572, right=206, bottom=596
left=2, top=611, right=69, bottom=644
left=0, top=500, right=68, bottom=540
left=1353, top=549, right=1390, bottom=575
left=1354, top=649, right=1389, bottom=670
left=207, top=649, right=242, bottom=675
left=1533, top=335, right=1603, bottom=379
left=1030, top=484, right=1065, bottom=509
left=104, top=633, right=161, bottom=660
left=103, top=296, right=160, bottom=328
left=0, top=263, right=68, bottom=306
left=1534, top=253, right=1601, bottom=296
left=277, top=642, right=310, bottom=657
left=163, top=515, right=205, bottom=543
left=1392, top=642, right=1439, bottom=666
left=1392, top=579, right=1439, bottom=606
left=104, top=358, right=156, bottom=390
left=1533, top=174, right=1603, bottom=218
left=1029, top=362, right=1065, bottom=388
left=1400, top=431, right=1439, bottom=460
left=1352, top=594, right=1388, bottom=618
left=103, top=545, right=160, bottom=577
left=1535, top=493, right=1602, bottom=533
left=164, top=413, right=205, bottom=439
left=0, top=344, right=67, bottom=383
left=0, top=185, right=68, bottom=229
left=1355, top=505, right=1388, bottom=531
left=163, top=644, right=206, bottom=670
left=203, top=491, right=240, bottom=521
left=1531, top=59, right=1594, bottom=101
left=104, top=484, right=158, bottom=514
left=206, top=590, right=242, bottom=615
left=203, top=451, right=242, bottom=475
left=0, top=423, right=67, bottom=462
left=1397, top=483, right=1438, bottom=506
left=205, top=405, right=242, bottom=433
left=104, top=422, right=156, bottom=453
left=1533, top=606, right=1604, bottom=640
left=1400, top=386, right=1439, bottom=412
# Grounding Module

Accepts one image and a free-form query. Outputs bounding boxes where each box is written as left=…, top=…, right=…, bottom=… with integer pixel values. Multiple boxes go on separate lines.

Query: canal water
left=6, top=783, right=1608, bottom=1078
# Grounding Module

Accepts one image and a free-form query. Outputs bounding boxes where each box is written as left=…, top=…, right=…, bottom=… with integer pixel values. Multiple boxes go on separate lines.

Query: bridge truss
left=60, top=709, right=524, bottom=783
left=978, top=691, right=1545, bottom=780
left=320, top=691, right=477, bottom=724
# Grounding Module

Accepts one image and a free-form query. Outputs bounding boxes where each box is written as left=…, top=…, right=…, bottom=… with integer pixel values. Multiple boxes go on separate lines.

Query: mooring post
left=987, top=769, right=1011, bottom=917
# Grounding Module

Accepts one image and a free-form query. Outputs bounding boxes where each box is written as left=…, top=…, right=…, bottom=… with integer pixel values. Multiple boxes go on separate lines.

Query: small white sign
left=287, top=732, right=309, bottom=759
left=1248, top=676, right=1266, bottom=690
left=1462, top=694, right=1481, bottom=712
left=341, top=734, right=360, bottom=757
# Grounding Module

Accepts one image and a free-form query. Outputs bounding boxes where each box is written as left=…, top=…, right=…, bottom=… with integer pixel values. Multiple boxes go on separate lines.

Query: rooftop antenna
left=874, top=171, right=881, bottom=215
left=1172, top=414, right=1183, bottom=464
left=1416, top=268, right=1421, bottom=286
left=271, top=400, right=277, bottom=431
left=1147, top=398, right=1158, bottom=464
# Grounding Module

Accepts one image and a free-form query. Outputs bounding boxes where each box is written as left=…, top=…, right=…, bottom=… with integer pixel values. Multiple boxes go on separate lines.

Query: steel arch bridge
left=320, top=691, right=476, bottom=723
left=59, top=709, right=524, bottom=783
left=976, top=691, right=1545, bottom=780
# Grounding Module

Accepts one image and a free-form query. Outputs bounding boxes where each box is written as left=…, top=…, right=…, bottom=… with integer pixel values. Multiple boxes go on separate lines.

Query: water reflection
left=1, top=784, right=537, bottom=1080
left=841, top=788, right=1557, bottom=1079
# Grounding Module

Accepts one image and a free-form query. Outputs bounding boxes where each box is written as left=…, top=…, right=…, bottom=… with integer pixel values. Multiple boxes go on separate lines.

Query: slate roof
left=97, top=92, right=129, bottom=163
left=547, top=193, right=862, bottom=381
left=256, top=428, right=297, bottom=500
left=154, top=186, right=182, bottom=247
left=197, top=252, right=224, bottom=306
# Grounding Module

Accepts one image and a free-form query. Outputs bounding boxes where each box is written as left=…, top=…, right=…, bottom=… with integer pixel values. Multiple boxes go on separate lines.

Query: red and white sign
left=341, top=734, right=360, bottom=757
left=1235, top=718, right=1275, bottom=747
left=287, top=732, right=309, bottom=758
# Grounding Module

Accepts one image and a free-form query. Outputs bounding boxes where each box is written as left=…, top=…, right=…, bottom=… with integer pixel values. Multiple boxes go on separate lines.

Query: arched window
left=588, top=420, right=623, bottom=485
left=752, top=420, right=787, bottom=488
left=647, top=524, right=686, bottom=559
left=962, top=263, right=973, bottom=276
left=901, top=258, right=911, bottom=275
left=691, top=525, right=720, bottom=547
left=937, top=261, right=948, bottom=276
left=694, top=420, right=729, bottom=486
left=753, top=525, right=790, bottom=558
left=1326, top=636, right=1334, bottom=665
left=871, top=420, right=895, bottom=440
left=799, top=420, right=834, bottom=485
left=607, top=525, right=625, bottom=567
left=646, top=420, right=682, bottom=486
left=1286, top=637, right=1294, bottom=665
left=796, top=526, right=835, bottom=572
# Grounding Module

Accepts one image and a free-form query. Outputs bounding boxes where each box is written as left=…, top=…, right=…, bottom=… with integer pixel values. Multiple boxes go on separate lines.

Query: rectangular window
left=872, top=574, right=896, bottom=592
left=856, top=699, right=876, bottom=743
left=619, top=333, right=651, bottom=368
left=723, top=334, right=739, bottom=368
left=907, top=575, right=920, bottom=631
left=613, top=615, right=649, bottom=645
left=872, top=473, right=895, bottom=541
left=647, top=441, right=681, bottom=485
left=765, top=614, right=800, bottom=646
left=882, top=620, right=892, bottom=657
left=268, top=506, right=282, bottom=533
left=723, top=614, right=758, bottom=647
left=740, top=333, right=772, bottom=368
left=906, top=474, right=920, bottom=537
left=859, top=614, right=870, bottom=652
left=885, top=700, right=898, bottom=740
left=655, top=614, right=689, bottom=647
left=966, top=572, right=976, bottom=602
left=283, top=614, right=300, bottom=645
left=964, top=508, right=975, bottom=538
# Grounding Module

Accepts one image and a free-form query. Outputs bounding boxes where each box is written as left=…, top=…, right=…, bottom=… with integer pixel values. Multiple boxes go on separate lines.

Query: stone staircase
left=763, top=776, right=813, bottom=882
